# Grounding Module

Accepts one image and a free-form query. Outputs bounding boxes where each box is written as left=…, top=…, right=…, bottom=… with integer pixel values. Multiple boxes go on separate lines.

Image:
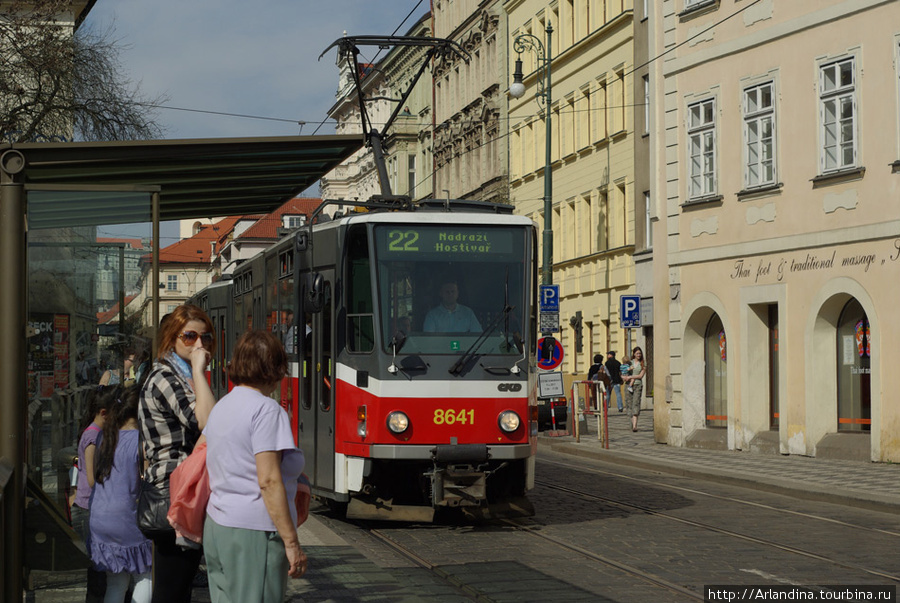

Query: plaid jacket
left=139, top=360, right=200, bottom=487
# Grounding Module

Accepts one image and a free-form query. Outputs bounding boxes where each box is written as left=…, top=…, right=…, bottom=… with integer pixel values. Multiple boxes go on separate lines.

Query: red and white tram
left=193, top=199, right=538, bottom=521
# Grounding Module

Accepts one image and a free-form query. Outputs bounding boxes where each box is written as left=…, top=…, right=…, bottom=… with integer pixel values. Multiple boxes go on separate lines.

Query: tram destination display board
left=376, top=226, right=517, bottom=259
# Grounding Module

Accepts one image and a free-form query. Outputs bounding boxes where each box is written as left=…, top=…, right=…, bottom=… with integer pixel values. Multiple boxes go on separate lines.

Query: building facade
left=505, top=0, right=638, bottom=375
left=652, top=0, right=900, bottom=462
left=433, top=0, right=508, bottom=203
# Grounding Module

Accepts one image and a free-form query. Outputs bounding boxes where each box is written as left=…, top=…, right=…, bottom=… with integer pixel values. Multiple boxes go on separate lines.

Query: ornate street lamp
left=510, top=24, right=553, bottom=285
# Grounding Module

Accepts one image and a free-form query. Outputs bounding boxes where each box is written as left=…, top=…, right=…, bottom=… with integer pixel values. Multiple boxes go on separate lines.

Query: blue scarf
left=165, top=351, right=195, bottom=393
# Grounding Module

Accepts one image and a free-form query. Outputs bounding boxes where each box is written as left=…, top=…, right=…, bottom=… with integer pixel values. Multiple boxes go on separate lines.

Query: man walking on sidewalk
left=605, top=351, right=624, bottom=412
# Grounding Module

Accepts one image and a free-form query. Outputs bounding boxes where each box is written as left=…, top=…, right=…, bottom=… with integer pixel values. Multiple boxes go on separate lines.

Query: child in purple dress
left=90, top=386, right=153, bottom=603
left=71, top=387, right=114, bottom=603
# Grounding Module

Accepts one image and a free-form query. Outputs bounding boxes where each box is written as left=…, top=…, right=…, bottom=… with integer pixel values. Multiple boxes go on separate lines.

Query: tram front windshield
left=374, top=224, right=527, bottom=356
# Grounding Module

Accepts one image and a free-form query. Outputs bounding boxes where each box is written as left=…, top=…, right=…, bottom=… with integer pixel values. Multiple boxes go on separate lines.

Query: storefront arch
left=805, top=277, right=880, bottom=461
left=681, top=292, right=734, bottom=450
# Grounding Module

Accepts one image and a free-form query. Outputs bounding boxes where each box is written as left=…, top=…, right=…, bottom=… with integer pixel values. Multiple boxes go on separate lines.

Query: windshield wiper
left=448, top=304, right=513, bottom=376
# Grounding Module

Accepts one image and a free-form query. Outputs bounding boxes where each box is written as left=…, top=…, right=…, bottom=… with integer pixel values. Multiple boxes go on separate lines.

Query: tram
left=192, top=200, right=538, bottom=521
left=191, top=34, right=538, bottom=521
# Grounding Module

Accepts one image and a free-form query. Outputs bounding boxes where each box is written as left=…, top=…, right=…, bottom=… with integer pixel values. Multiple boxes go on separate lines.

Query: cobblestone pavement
left=27, top=408, right=899, bottom=601
left=541, top=409, right=900, bottom=514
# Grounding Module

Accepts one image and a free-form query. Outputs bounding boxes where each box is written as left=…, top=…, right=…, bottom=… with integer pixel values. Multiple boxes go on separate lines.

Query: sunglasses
left=177, top=331, right=213, bottom=347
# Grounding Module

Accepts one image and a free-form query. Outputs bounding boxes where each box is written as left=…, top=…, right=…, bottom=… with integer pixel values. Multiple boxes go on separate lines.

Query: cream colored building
left=505, top=0, right=638, bottom=375
left=652, top=0, right=900, bottom=462
left=433, top=0, right=509, bottom=203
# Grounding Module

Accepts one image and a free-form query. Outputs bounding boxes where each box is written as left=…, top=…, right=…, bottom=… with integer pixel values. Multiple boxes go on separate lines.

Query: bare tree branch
left=1, top=0, right=167, bottom=142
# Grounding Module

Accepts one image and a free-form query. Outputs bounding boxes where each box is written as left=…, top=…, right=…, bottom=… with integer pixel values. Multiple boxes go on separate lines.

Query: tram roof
left=2, top=134, right=363, bottom=229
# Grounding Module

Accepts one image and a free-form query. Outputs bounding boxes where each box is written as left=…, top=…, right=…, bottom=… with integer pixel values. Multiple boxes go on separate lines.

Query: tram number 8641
left=434, top=409, right=475, bottom=425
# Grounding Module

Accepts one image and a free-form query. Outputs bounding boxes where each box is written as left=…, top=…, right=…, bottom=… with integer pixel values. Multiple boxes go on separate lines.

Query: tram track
left=354, top=517, right=705, bottom=602
left=540, top=456, right=900, bottom=538
left=534, top=463, right=900, bottom=584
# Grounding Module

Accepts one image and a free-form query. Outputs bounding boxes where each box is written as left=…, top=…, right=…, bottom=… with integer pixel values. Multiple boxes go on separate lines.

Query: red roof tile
left=238, top=198, right=322, bottom=240
left=97, top=295, right=138, bottom=324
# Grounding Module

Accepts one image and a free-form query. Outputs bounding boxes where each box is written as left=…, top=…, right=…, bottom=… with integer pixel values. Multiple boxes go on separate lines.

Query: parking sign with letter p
left=620, top=295, right=641, bottom=328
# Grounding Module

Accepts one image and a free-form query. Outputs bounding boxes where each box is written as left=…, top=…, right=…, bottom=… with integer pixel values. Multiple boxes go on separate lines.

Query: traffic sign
left=537, top=336, right=564, bottom=370
left=540, top=312, right=559, bottom=333
left=539, top=285, right=559, bottom=312
left=621, top=295, right=641, bottom=328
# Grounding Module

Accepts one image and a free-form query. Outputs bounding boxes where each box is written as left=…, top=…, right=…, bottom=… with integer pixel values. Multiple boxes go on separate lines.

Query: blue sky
left=84, top=0, right=428, bottom=139
left=86, top=1, right=428, bottom=242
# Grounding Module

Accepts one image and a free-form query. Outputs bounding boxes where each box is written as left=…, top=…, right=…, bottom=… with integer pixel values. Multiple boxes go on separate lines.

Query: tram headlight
left=498, top=410, right=521, bottom=433
left=386, top=411, right=410, bottom=434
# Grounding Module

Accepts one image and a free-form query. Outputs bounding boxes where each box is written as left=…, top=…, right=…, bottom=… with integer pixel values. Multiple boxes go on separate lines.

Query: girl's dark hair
left=77, top=384, right=117, bottom=437
left=94, top=385, right=140, bottom=484
left=228, top=330, right=288, bottom=388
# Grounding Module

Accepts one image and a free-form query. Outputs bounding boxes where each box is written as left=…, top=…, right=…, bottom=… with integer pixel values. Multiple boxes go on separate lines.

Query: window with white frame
left=743, top=82, right=776, bottom=188
left=284, top=215, right=305, bottom=229
left=643, top=75, right=650, bottom=135
left=407, top=154, right=416, bottom=198
left=819, top=57, right=857, bottom=173
left=644, top=191, right=652, bottom=250
left=167, top=274, right=178, bottom=292
left=687, top=98, right=716, bottom=199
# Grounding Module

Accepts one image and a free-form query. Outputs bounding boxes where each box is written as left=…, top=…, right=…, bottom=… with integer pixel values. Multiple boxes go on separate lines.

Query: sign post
left=620, top=295, right=640, bottom=354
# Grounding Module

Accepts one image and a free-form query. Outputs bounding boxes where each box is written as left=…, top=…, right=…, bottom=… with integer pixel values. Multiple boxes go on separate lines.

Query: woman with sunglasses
left=138, top=304, right=215, bottom=603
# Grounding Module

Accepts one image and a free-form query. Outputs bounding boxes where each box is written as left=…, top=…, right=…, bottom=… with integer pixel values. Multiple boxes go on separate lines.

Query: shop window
left=837, top=299, right=870, bottom=432
left=704, top=313, right=727, bottom=427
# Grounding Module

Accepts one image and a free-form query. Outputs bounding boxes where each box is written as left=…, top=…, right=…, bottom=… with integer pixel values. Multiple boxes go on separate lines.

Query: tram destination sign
left=377, top=226, right=516, bottom=259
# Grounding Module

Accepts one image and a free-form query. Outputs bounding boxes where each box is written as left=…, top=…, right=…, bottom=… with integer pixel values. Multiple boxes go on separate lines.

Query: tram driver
left=423, top=277, right=482, bottom=333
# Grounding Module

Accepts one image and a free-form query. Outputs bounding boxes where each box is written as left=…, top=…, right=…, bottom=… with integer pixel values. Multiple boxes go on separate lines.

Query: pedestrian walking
left=623, top=347, right=646, bottom=431
left=71, top=387, right=114, bottom=603
left=89, top=385, right=152, bottom=603
left=605, top=351, right=624, bottom=412
left=204, top=330, right=308, bottom=603
left=139, top=304, right=216, bottom=603
left=586, top=354, right=611, bottom=410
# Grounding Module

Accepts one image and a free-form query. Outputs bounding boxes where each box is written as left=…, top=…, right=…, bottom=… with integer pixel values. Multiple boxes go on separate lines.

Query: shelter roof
left=3, top=135, right=363, bottom=229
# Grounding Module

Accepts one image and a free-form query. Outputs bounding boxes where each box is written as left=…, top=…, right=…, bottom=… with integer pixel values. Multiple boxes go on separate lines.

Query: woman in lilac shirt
left=203, top=330, right=307, bottom=602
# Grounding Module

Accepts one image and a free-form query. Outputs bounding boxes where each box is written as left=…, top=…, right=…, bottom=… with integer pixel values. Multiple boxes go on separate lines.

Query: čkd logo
left=497, top=383, right=522, bottom=392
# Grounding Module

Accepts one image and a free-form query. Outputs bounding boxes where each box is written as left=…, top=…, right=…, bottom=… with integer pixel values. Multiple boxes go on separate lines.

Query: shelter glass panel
left=24, top=189, right=154, bottom=571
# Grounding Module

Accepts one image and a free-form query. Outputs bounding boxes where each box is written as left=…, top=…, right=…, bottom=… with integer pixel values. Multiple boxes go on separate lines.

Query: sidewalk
left=537, top=408, right=900, bottom=515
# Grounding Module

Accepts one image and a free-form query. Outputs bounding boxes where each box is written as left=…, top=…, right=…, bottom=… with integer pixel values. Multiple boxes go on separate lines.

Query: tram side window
left=280, top=277, right=295, bottom=356
left=347, top=225, right=374, bottom=353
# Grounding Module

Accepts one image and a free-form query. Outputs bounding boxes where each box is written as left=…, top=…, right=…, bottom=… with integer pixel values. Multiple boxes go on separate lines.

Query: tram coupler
left=429, top=464, right=487, bottom=507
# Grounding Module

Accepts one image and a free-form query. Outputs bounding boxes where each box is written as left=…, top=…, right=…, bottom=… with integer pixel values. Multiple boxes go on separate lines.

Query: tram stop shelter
left=0, top=134, right=362, bottom=600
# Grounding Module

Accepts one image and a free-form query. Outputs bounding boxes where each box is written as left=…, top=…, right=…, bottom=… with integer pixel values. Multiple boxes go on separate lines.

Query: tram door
left=296, top=269, right=336, bottom=494
left=313, top=272, right=335, bottom=492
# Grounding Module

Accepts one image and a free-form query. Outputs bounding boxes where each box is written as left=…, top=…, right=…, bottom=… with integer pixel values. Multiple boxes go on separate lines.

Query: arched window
left=836, top=299, right=870, bottom=432
left=705, top=313, right=727, bottom=428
